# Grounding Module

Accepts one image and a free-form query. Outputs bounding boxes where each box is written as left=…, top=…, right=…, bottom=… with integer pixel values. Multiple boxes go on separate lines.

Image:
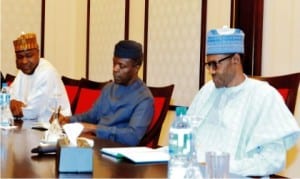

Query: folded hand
left=10, top=99, right=25, bottom=117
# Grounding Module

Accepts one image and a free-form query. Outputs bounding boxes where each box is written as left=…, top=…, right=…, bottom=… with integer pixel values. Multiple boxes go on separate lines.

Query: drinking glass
left=48, top=92, right=63, bottom=125
left=48, top=93, right=61, bottom=114
left=47, top=92, right=63, bottom=135
left=205, top=151, right=230, bottom=179
left=183, top=115, right=204, bottom=179
left=184, top=115, right=203, bottom=158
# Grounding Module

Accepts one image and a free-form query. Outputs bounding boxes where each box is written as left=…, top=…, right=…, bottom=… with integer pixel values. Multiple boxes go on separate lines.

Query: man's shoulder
left=38, top=58, right=56, bottom=69
left=244, top=78, right=281, bottom=101
left=134, top=80, right=154, bottom=100
left=246, top=78, right=276, bottom=92
left=199, top=80, right=215, bottom=92
left=36, top=58, right=60, bottom=76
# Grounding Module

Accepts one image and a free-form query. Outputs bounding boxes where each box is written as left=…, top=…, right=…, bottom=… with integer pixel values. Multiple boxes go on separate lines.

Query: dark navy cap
left=114, top=40, right=143, bottom=60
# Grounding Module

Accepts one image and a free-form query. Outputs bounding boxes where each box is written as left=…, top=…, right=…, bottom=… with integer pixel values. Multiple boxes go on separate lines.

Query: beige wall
left=1, top=0, right=300, bottom=177
left=1, top=0, right=41, bottom=76
left=44, top=0, right=86, bottom=79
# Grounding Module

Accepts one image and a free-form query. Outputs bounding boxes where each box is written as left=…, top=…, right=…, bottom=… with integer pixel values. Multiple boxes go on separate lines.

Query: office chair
left=252, top=72, right=300, bottom=114
left=61, top=76, right=81, bottom=114
left=138, top=84, right=174, bottom=148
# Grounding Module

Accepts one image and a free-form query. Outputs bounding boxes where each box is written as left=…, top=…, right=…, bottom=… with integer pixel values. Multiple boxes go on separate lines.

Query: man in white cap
left=187, top=26, right=300, bottom=176
left=10, top=33, right=71, bottom=122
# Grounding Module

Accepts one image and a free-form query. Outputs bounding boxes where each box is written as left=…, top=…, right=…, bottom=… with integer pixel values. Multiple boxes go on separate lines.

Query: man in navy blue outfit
left=54, top=40, right=154, bottom=146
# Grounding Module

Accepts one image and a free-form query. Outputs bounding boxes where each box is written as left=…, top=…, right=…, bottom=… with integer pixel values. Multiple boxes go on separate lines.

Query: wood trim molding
left=199, top=0, right=207, bottom=89
left=125, top=0, right=130, bottom=40
left=40, top=0, right=45, bottom=58
left=231, top=0, right=263, bottom=76
left=86, top=0, right=90, bottom=79
left=143, top=0, right=149, bottom=83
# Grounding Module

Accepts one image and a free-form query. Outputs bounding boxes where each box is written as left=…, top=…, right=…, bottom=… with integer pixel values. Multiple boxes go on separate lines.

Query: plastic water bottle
left=168, top=106, right=192, bottom=179
left=0, top=83, right=12, bottom=126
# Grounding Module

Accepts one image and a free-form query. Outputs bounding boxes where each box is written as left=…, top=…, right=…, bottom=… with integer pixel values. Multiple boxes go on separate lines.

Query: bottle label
left=3, top=93, right=10, bottom=106
left=0, top=91, right=12, bottom=127
left=169, top=128, right=192, bottom=156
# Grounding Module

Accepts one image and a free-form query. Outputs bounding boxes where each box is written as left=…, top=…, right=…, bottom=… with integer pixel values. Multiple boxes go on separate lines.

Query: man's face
left=15, top=48, right=39, bottom=75
left=113, top=57, right=139, bottom=85
left=205, top=54, right=235, bottom=88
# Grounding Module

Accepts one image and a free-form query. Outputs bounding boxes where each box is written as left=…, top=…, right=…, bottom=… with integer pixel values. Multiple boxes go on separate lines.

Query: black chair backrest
left=252, top=72, right=300, bottom=114
left=61, top=76, right=82, bottom=114
left=138, top=84, right=174, bottom=148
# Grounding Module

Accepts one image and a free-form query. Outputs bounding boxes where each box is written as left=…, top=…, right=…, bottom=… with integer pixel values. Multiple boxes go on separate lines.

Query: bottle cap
left=175, top=106, right=187, bottom=116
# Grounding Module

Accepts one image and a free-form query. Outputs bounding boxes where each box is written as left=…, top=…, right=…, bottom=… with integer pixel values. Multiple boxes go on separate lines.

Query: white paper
left=101, top=146, right=170, bottom=163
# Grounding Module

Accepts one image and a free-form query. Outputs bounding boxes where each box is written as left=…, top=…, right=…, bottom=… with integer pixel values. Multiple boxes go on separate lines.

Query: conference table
left=1, top=120, right=284, bottom=178
left=1, top=120, right=167, bottom=178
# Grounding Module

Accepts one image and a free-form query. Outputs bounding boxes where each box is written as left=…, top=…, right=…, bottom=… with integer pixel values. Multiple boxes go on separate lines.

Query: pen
left=56, top=105, right=61, bottom=119
left=57, top=105, right=61, bottom=115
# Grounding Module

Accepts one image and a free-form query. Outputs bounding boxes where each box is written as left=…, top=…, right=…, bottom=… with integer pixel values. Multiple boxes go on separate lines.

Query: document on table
left=100, top=146, right=169, bottom=163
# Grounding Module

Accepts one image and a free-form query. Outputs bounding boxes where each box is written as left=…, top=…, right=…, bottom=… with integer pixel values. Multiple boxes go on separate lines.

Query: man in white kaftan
left=9, top=33, right=71, bottom=122
left=187, top=27, right=300, bottom=176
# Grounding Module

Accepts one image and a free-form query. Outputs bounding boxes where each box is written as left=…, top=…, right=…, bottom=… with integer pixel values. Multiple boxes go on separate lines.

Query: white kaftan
left=187, top=75, right=300, bottom=176
left=10, top=58, right=71, bottom=122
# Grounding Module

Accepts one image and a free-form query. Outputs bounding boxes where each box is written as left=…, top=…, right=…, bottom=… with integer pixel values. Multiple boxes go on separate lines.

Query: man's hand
left=49, top=112, right=70, bottom=126
left=81, top=122, right=97, bottom=134
left=10, top=99, right=25, bottom=117
left=78, top=122, right=97, bottom=139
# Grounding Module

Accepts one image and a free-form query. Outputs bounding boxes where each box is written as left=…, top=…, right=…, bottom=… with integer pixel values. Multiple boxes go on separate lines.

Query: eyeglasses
left=205, top=54, right=234, bottom=70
